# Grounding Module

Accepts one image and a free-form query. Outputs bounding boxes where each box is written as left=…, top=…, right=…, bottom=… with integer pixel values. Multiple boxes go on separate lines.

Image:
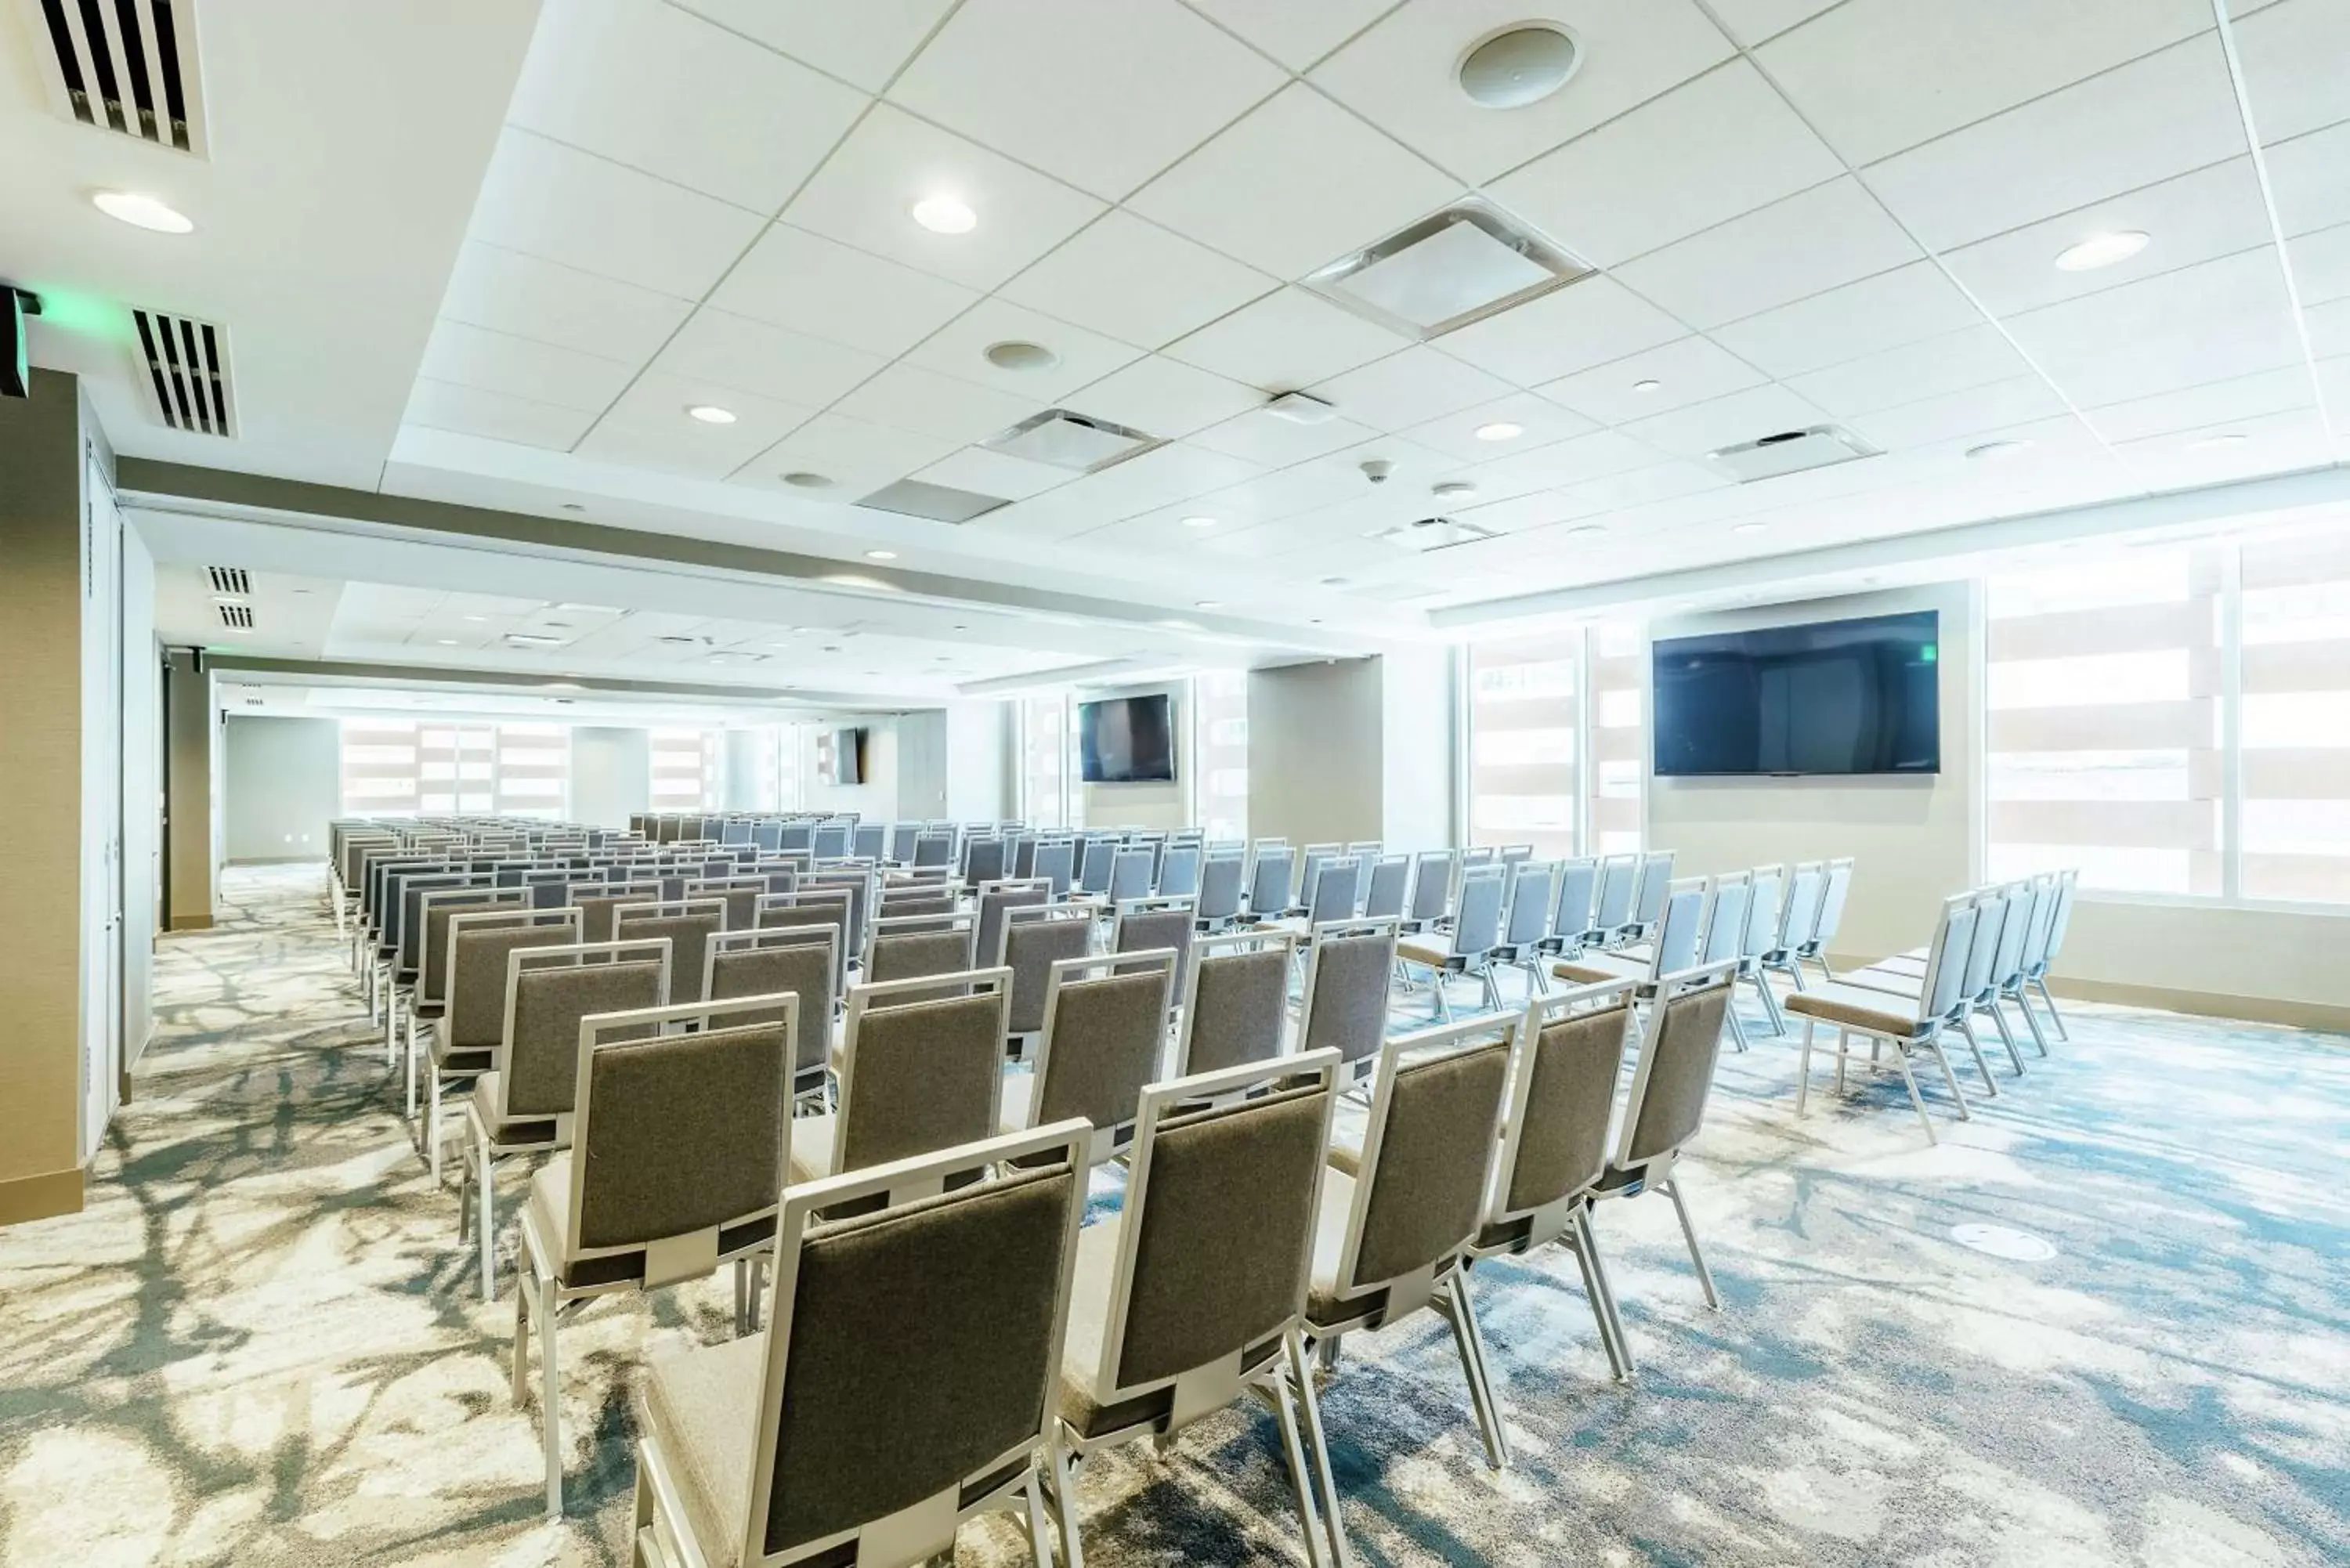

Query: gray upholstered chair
left=787, top=970, right=1013, bottom=1191
left=403, top=883, right=522, bottom=1107
left=633, top=1120, right=1091, bottom=1568
left=886, top=821, right=920, bottom=864
left=851, top=821, right=888, bottom=862
left=1106, top=845, right=1155, bottom=905
left=963, top=833, right=1010, bottom=890
left=1622, top=850, right=1677, bottom=943
left=1401, top=848, right=1455, bottom=934
left=875, top=883, right=956, bottom=921
left=913, top=829, right=955, bottom=869
left=1112, top=896, right=1195, bottom=1005
left=1492, top=859, right=1560, bottom=996
left=613, top=898, right=727, bottom=1008
left=1585, top=853, right=1638, bottom=948
left=705, top=924, right=839, bottom=1100
left=1734, top=864, right=1790, bottom=1035
left=1173, top=929, right=1297, bottom=1078
left=1296, top=918, right=1399, bottom=1085
left=1786, top=899, right=1979, bottom=1143
left=801, top=868, right=874, bottom=961
left=1396, top=869, right=1506, bottom=1019
left=978, top=877, right=1054, bottom=971
left=515, top=992, right=801, bottom=1516
left=425, top=906, right=580, bottom=1180
left=1157, top=842, right=1203, bottom=898
left=1466, top=978, right=1640, bottom=1380
left=1000, top=950, right=1177, bottom=1166
left=1043, top=1051, right=1347, bottom=1568
left=1361, top=853, right=1411, bottom=922
left=1244, top=846, right=1295, bottom=921
left=1541, top=856, right=1600, bottom=959
left=1031, top=838, right=1077, bottom=898
left=1307, top=1017, right=1520, bottom=1488
left=1553, top=876, right=1706, bottom=999
left=459, top=937, right=670, bottom=1300
left=1841, top=886, right=2019, bottom=1089
left=758, top=888, right=855, bottom=991
left=1193, top=851, right=1246, bottom=930
left=1001, top=904, right=1097, bottom=1059
left=684, top=875, right=768, bottom=932
left=1799, top=856, right=1855, bottom=981
left=572, top=880, right=665, bottom=945
left=865, top=915, right=978, bottom=1005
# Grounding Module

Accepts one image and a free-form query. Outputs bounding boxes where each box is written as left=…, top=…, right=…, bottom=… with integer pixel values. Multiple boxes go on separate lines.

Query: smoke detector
left=1457, top=25, right=1582, bottom=110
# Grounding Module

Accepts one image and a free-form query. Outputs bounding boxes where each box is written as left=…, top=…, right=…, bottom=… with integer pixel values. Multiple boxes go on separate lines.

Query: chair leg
left=1023, top=1465, right=1057, bottom=1568
left=1661, top=1178, right=1720, bottom=1311
left=1288, top=1327, right=1354, bottom=1568
left=1267, top=1348, right=1332, bottom=1568
left=1046, top=1429, right=1086, bottom=1568
left=1443, top=1269, right=1510, bottom=1469
left=428, top=1075, right=445, bottom=1183
left=540, top=1274, right=564, bottom=1518
left=404, top=1013, right=419, bottom=1119
left=1925, top=1035, right=1972, bottom=1122
left=1754, top=971, right=1786, bottom=1036
left=2030, top=978, right=2066, bottom=1046
left=1987, top=1002, right=2026, bottom=1075
left=1572, top=1208, right=1632, bottom=1378
left=1891, top=1043, right=1937, bottom=1145
left=1795, top=1019, right=1816, bottom=1118
left=1956, top=1017, right=1998, bottom=1097
left=732, top=1258, right=750, bottom=1339
left=512, top=1268, right=531, bottom=1404
left=1726, top=1003, right=1749, bottom=1053
left=1834, top=1028, right=1850, bottom=1095
left=478, top=1138, right=497, bottom=1302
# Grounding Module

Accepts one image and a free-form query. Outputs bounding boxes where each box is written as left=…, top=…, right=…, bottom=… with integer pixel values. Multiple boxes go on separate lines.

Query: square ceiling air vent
left=1371, top=515, right=1499, bottom=553
left=855, top=478, right=1010, bottom=524
left=1706, top=425, right=1882, bottom=483
left=1304, top=197, right=1592, bottom=339
left=215, top=601, right=252, bottom=630
left=207, top=565, right=250, bottom=598
left=21, top=0, right=208, bottom=154
left=132, top=308, right=234, bottom=435
left=982, top=409, right=1157, bottom=471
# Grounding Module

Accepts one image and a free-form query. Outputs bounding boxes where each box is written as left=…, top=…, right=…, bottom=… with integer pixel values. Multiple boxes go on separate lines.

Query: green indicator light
left=28, top=286, right=135, bottom=345
left=1922, top=645, right=1939, bottom=663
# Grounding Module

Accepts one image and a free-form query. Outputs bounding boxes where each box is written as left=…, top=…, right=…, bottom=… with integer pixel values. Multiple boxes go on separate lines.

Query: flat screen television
left=826, top=726, right=865, bottom=786
left=1652, top=610, right=1941, bottom=777
left=1079, top=693, right=1175, bottom=783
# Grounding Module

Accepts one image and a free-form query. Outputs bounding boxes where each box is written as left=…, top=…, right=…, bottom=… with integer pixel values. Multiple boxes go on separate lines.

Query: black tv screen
left=1079, top=693, right=1175, bottom=783
left=827, top=726, right=864, bottom=786
left=1652, top=611, right=1941, bottom=777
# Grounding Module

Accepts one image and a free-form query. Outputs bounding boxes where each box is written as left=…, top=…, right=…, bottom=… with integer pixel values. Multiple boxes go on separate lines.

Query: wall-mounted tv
left=824, top=726, right=866, bottom=786
left=1079, top=692, right=1175, bottom=783
left=1652, top=610, right=1941, bottom=777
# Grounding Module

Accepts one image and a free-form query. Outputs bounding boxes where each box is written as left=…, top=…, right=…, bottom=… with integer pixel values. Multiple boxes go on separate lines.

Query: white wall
left=571, top=726, right=650, bottom=827
left=222, top=715, right=340, bottom=862
left=1248, top=660, right=1384, bottom=845
left=120, top=524, right=158, bottom=1068
left=945, top=700, right=1013, bottom=822
left=1079, top=683, right=1191, bottom=830
left=1380, top=648, right=1456, bottom=852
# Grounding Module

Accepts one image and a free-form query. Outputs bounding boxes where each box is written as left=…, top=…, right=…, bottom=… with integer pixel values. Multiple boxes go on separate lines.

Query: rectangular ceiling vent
left=215, top=601, right=252, bottom=630
left=1371, top=515, right=1499, bottom=554
left=132, top=308, right=234, bottom=436
left=23, top=0, right=209, bottom=154
left=1706, top=425, right=1881, bottom=483
left=855, top=478, right=1009, bottom=524
left=1304, top=197, right=1593, bottom=339
left=206, top=564, right=249, bottom=598
left=982, top=409, right=1157, bottom=472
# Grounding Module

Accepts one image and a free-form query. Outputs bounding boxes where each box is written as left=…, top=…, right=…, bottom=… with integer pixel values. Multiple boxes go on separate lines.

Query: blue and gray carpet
left=1, top=864, right=2344, bottom=1566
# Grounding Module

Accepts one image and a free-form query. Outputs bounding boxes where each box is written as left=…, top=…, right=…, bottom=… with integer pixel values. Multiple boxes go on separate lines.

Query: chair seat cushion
left=1553, top=952, right=1644, bottom=985
left=787, top=1114, right=838, bottom=1185
left=1306, top=1171, right=1378, bottom=1327
left=642, top=1335, right=765, bottom=1568
left=469, top=1074, right=559, bottom=1149
left=431, top=1035, right=493, bottom=1075
left=1395, top=936, right=1453, bottom=970
left=1783, top=981, right=1922, bottom=1035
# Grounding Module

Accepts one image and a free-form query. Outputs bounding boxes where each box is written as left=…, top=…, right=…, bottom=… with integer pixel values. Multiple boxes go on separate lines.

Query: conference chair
left=1799, top=857, right=1855, bottom=981
left=1734, top=865, right=1790, bottom=1035
left=1000, top=949, right=1177, bottom=1166
left=1785, top=898, right=1979, bottom=1143
left=1112, top=897, right=1196, bottom=1004
left=1361, top=853, right=1411, bottom=922
left=1298, top=917, right=1401, bottom=1082
left=1695, top=873, right=1755, bottom=1050
left=1157, top=841, right=1203, bottom=898
left=613, top=899, right=726, bottom=1007
left=849, top=822, right=886, bottom=862
left=1172, top=929, right=1297, bottom=1078
left=1194, top=851, right=1246, bottom=931
left=964, top=834, right=1010, bottom=891
left=515, top=994, right=799, bottom=1516
left=2019, top=869, right=2077, bottom=1042
left=865, top=915, right=977, bottom=1003
left=405, top=884, right=526, bottom=1109
left=758, top=888, right=855, bottom=992
left=1760, top=860, right=1826, bottom=992
left=1492, top=858, right=1561, bottom=998
left=812, top=822, right=853, bottom=861
left=1555, top=877, right=1706, bottom=1003
left=1293, top=844, right=1343, bottom=916
left=683, top=875, right=766, bottom=932
left=1842, top=886, right=2022, bottom=1089
left=1031, top=837, right=1078, bottom=899
left=1245, top=846, right=1296, bottom=923
left=1076, top=837, right=1119, bottom=898
left=1401, top=849, right=1455, bottom=934
left=705, top=924, right=837, bottom=1103
left=1540, top=856, right=1600, bottom=963
left=1107, top=845, right=1155, bottom=905
left=1396, top=867, right=1507, bottom=1019
left=425, top=907, right=580, bottom=1180
left=572, top=880, right=665, bottom=945
left=786, top=972, right=1013, bottom=1190
left=1585, top=854, right=1638, bottom=950
left=1000, top=904, right=1097, bottom=1059
left=1622, top=851, right=1676, bottom=942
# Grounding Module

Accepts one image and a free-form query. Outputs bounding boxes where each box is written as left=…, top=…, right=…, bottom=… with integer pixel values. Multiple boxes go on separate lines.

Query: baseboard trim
left=2048, top=977, right=2350, bottom=1035
left=169, top=912, right=214, bottom=930
left=0, top=1168, right=85, bottom=1227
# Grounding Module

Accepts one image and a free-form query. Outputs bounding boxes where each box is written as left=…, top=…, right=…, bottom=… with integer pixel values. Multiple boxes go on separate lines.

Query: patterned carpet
left=2, top=864, right=2346, bottom=1567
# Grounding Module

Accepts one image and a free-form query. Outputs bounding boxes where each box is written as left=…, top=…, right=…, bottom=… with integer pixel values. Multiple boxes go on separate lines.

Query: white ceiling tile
left=705, top=224, right=979, bottom=359
left=830, top=362, right=1048, bottom=444
left=508, top=0, right=867, bottom=213
left=403, top=379, right=597, bottom=450
left=1311, top=0, right=1734, bottom=186
left=1062, top=356, right=1267, bottom=439
left=1537, top=336, right=1766, bottom=425
left=2290, top=222, right=2350, bottom=305
left=649, top=308, right=888, bottom=408
left=1126, top=82, right=1462, bottom=279
left=670, top=0, right=957, bottom=92
left=1611, top=178, right=1921, bottom=328
left=417, top=319, right=636, bottom=414
left=2308, top=296, right=2350, bottom=360
left=1184, top=0, right=1400, bottom=70
left=2317, top=356, right=2350, bottom=434
left=901, top=297, right=1145, bottom=401
left=2265, top=121, right=2350, bottom=237
left=1614, top=383, right=1828, bottom=458
left=1400, top=391, right=1600, bottom=464
left=1704, top=0, right=1842, bottom=46
left=2001, top=247, right=2304, bottom=407
left=782, top=105, right=1106, bottom=291
left=729, top=413, right=959, bottom=497
left=997, top=211, right=1278, bottom=349
left=1189, top=408, right=1382, bottom=467
left=1788, top=325, right=2033, bottom=417
left=576, top=371, right=817, bottom=479
left=1708, top=262, right=1987, bottom=378
left=466, top=128, right=766, bottom=298
left=437, top=243, right=693, bottom=366
left=1437, top=276, right=1687, bottom=385
left=1162, top=287, right=1413, bottom=388
left=886, top=0, right=1284, bottom=199
left=2234, top=0, right=2350, bottom=146
left=2079, top=366, right=2316, bottom=443
left=1486, top=62, right=1842, bottom=267
left=1445, top=428, right=1664, bottom=500
left=910, top=446, right=1076, bottom=502
left=1939, top=159, right=2274, bottom=317
left=1756, top=0, right=2213, bottom=164
left=1860, top=36, right=2247, bottom=252
left=1308, top=345, right=1513, bottom=431
left=2110, top=405, right=2336, bottom=489
left=1843, top=374, right=2070, bottom=449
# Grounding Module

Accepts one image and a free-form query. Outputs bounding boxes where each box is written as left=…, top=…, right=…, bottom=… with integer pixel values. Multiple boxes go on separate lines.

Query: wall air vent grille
left=1369, top=516, right=1499, bottom=553
left=207, top=565, right=249, bottom=597
left=132, top=308, right=234, bottom=435
left=215, top=601, right=252, bottom=630
left=24, top=0, right=208, bottom=154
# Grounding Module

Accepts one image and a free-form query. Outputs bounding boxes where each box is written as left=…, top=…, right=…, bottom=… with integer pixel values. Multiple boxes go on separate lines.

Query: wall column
left=164, top=649, right=219, bottom=930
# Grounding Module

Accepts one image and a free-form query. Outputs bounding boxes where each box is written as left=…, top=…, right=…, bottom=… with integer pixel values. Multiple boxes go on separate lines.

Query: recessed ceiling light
left=92, top=190, right=193, bottom=233
left=687, top=404, right=736, bottom=425
left=1181, top=515, right=1217, bottom=529
left=2186, top=432, right=2249, bottom=450
left=1474, top=421, right=1524, bottom=442
left=1564, top=523, right=1607, bottom=537
left=865, top=549, right=898, bottom=561
left=911, top=193, right=977, bottom=234
left=2054, top=230, right=2149, bottom=272
left=436, top=638, right=460, bottom=645
left=782, top=471, right=835, bottom=489
left=952, top=623, right=968, bottom=630
left=984, top=340, right=1059, bottom=372
left=1456, top=23, right=1581, bottom=110
left=1734, top=522, right=1767, bottom=535
left=559, top=502, right=584, bottom=512
left=1195, top=600, right=1222, bottom=609
left=1965, top=439, right=2030, bottom=460
left=1307, top=617, right=1324, bottom=624
left=1432, top=480, right=1478, bottom=499
left=1632, top=378, right=1663, bottom=393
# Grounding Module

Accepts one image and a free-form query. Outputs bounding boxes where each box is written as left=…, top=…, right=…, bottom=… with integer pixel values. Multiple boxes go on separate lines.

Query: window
left=2240, top=529, right=2350, bottom=903
left=1588, top=622, right=1647, bottom=854
left=1987, top=547, right=2223, bottom=895
left=339, top=720, right=572, bottom=818
left=1193, top=671, right=1249, bottom=840
left=1021, top=695, right=1070, bottom=828
left=1468, top=636, right=1577, bottom=859
left=649, top=728, right=718, bottom=812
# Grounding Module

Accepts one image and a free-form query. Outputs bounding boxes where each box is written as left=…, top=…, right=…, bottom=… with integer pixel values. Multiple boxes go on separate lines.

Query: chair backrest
left=1740, top=865, right=1785, bottom=961
left=835, top=970, right=1013, bottom=1176
left=1361, top=854, right=1410, bottom=920
left=812, top=822, right=852, bottom=860
left=1955, top=888, right=2012, bottom=1003
left=1983, top=880, right=2033, bottom=988
left=866, top=918, right=978, bottom=1003
left=1072, top=1052, right=1340, bottom=1425
left=1296, top=846, right=1336, bottom=910
left=1029, top=838, right=1076, bottom=898
left=705, top=925, right=837, bottom=1078
left=778, top=821, right=814, bottom=854
left=1549, top=857, right=1598, bottom=945
left=876, top=883, right=955, bottom=920
left=446, top=908, right=581, bottom=1048
left=1114, top=898, right=1196, bottom=1000
left=759, top=889, right=855, bottom=989
left=1155, top=843, right=1203, bottom=898
left=964, top=836, right=1009, bottom=887
left=418, top=886, right=527, bottom=997
left=1647, top=878, right=1708, bottom=978
left=1811, top=857, right=1854, bottom=950
left=684, top=876, right=766, bottom=932
left=741, top=1120, right=1090, bottom=1568
left=494, top=939, right=671, bottom=1122
left=1630, top=851, right=1676, bottom=927
left=801, top=869, right=873, bottom=953
left=557, top=994, right=799, bottom=1284
left=1775, top=861, right=1824, bottom=952
left=1448, top=866, right=1506, bottom=957
left=850, top=822, right=886, bottom=862
left=1329, top=1017, right=1516, bottom=1299
left=1699, top=873, right=1751, bottom=970
left=1915, top=897, right=1982, bottom=1028
left=1299, top=918, right=1399, bottom=1076
left=613, top=899, right=726, bottom=1006
left=1406, top=850, right=1455, bottom=925
left=1002, top=905, right=1097, bottom=1035
left=1503, top=860, right=1559, bottom=947
left=574, top=882, right=666, bottom=945
left=404, top=877, right=500, bottom=977
left=2036, top=869, right=2077, bottom=972
left=1025, top=951, right=1178, bottom=1163
left=972, top=878, right=1050, bottom=968
left=1195, top=852, right=1245, bottom=922
left=1173, top=930, right=1296, bottom=1077
left=1245, top=847, right=1294, bottom=915
left=1486, top=981, right=1636, bottom=1245
left=1077, top=837, right=1119, bottom=896
left=1610, top=961, right=1737, bottom=1176
left=1105, top=845, right=1154, bottom=905
left=1302, top=857, right=1359, bottom=927
left=1590, top=854, right=1638, bottom=934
